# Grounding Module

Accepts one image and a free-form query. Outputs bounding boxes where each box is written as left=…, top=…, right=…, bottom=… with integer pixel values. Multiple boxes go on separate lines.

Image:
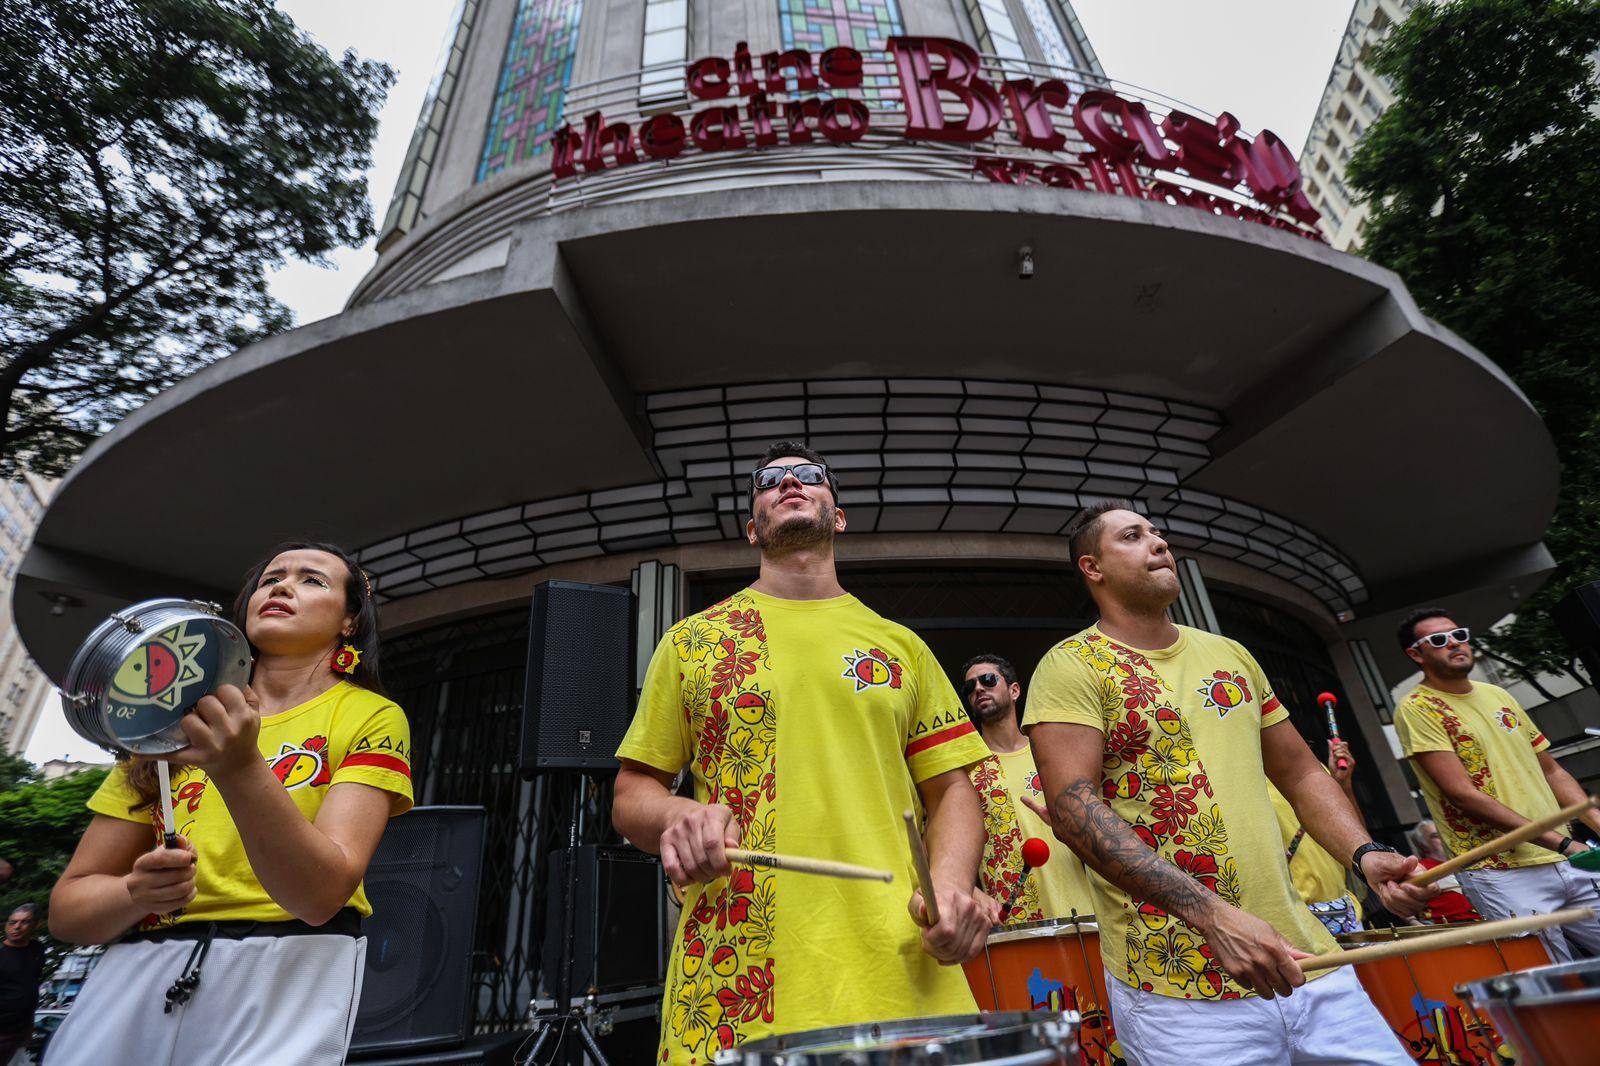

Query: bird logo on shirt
left=841, top=648, right=903, bottom=692
left=268, top=735, right=332, bottom=791
left=1196, top=671, right=1252, bottom=719
left=1498, top=709, right=1519, bottom=732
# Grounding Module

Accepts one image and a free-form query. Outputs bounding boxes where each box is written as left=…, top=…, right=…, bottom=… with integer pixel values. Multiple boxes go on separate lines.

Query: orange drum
left=1337, top=924, right=1552, bottom=1063
left=1456, top=956, right=1600, bottom=1066
left=962, top=917, right=1121, bottom=1066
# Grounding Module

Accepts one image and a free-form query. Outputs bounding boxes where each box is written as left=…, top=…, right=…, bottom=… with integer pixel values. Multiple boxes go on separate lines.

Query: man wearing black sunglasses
left=960, top=655, right=1094, bottom=926
left=613, top=441, right=996, bottom=1064
left=1394, top=608, right=1600, bottom=961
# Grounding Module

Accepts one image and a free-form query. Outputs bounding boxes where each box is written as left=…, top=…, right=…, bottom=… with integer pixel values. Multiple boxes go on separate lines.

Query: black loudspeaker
left=541, top=845, right=666, bottom=996
left=520, top=580, right=635, bottom=775
left=1554, top=581, right=1600, bottom=684
left=350, top=806, right=487, bottom=1057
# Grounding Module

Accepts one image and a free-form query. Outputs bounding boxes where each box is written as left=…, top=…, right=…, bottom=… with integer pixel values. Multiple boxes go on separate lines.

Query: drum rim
left=724, top=1010, right=1080, bottom=1055
left=59, top=599, right=251, bottom=755
left=987, top=916, right=1100, bottom=944
left=1457, top=955, right=1600, bottom=1007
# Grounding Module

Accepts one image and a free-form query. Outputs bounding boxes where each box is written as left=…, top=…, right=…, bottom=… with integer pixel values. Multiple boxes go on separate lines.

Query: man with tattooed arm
left=1025, top=500, right=1434, bottom=1065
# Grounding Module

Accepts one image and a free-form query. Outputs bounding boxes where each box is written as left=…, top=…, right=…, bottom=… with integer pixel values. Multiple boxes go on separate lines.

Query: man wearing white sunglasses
left=1393, top=608, right=1600, bottom=960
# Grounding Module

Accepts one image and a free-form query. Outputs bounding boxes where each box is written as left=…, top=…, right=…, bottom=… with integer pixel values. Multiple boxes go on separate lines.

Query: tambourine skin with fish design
left=60, top=598, right=253, bottom=755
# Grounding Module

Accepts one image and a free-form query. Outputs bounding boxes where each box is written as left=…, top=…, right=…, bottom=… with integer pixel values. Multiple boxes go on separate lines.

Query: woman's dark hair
left=127, top=540, right=384, bottom=812
left=230, top=540, right=386, bottom=697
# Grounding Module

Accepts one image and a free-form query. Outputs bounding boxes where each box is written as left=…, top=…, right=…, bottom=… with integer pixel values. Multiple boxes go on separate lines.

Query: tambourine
left=60, top=598, right=253, bottom=755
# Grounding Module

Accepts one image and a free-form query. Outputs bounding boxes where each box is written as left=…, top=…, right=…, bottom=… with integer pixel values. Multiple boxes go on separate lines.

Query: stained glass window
left=777, top=0, right=904, bottom=101
left=477, top=0, right=586, bottom=181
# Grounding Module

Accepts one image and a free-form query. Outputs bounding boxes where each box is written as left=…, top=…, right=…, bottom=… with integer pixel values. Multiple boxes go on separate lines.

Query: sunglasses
left=1410, top=627, right=1471, bottom=650
left=751, top=462, right=831, bottom=493
left=961, top=672, right=1004, bottom=697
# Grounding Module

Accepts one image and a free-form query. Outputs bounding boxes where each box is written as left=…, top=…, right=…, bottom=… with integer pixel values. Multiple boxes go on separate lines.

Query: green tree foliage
left=1347, top=0, right=1600, bottom=683
left=0, top=757, right=110, bottom=930
left=0, top=0, right=393, bottom=474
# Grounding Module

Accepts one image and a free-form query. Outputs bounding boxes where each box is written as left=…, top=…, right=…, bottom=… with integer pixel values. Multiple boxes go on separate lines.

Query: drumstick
left=1299, top=908, right=1593, bottom=972
left=903, top=810, right=940, bottom=926
left=725, top=849, right=893, bottom=883
left=1408, top=795, right=1598, bottom=886
left=156, top=761, right=178, bottom=849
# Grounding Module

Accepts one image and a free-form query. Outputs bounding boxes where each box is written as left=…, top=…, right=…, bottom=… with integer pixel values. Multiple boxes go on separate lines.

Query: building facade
left=15, top=0, right=1562, bottom=1033
left=1297, top=0, right=1416, bottom=249
left=0, top=473, right=55, bottom=753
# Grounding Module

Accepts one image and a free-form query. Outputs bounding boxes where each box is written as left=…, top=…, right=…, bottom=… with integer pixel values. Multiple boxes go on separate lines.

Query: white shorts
left=45, top=932, right=365, bottom=1066
left=1456, top=861, right=1600, bottom=962
left=1106, top=966, right=1411, bottom=1066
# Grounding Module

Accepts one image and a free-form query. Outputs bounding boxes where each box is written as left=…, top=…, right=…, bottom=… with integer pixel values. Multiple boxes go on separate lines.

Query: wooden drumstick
left=1408, top=795, right=1598, bottom=886
left=1299, top=908, right=1594, bottom=973
left=903, top=810, right=940, bottom=926
left=724, top=848, right=893, bottom=883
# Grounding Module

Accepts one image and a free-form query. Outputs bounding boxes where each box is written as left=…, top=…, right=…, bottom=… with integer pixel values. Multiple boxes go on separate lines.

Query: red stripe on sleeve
left=340, top=752, right=411, bottom=777
left=1262, top=695, right=1282, bottom=715
left=905, top=721, right=977, bottom=758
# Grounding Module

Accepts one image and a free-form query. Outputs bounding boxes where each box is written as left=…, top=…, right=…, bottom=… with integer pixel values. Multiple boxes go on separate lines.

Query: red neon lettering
left=640, top=113, right=686, bottom=160
left=762, top=48, right=819, bottom=94
left=888, top=36, right=1002, bottom=143
left=1161, top=109, right=1246, bottom=188
left=747, top=92, right=778, bottom=147
left=784, top=98, right=819, bottom=144
left=690, top=106, right=747, bottom=151
left=1003, top=78, right=1070, bottom=151
left=687, top=57, right=732, bottom=100
left=733, top=41, right=758, bottom=96
left=820, top=99, right=869, bottom=142
left=819, top=47, right=863, bottom=89
left=550, top=125, right=582, bottom=178
left=580, top=111, right=637, bottom=172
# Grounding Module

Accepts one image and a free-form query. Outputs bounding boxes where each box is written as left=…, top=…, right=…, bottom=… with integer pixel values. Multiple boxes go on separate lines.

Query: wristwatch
left=1351, top=840, right=1399, bottom=875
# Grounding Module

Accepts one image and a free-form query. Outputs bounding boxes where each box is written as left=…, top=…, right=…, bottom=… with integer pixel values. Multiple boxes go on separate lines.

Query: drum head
left=62, top=600, right=252, bottom=755
left=717, top=1011, right=1077, bottom=1064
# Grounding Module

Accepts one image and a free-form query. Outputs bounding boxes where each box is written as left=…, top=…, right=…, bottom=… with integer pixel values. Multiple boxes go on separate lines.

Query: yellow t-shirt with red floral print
left=1394, top=682, right=1561, bottom=871
left=617, top=589, right=989, bottom=1065
left=1024, top=625, right=1337, bottom=1001
left=969, top=745, right=1096, bottom=923
left=88, top=681, right=413, bottom=929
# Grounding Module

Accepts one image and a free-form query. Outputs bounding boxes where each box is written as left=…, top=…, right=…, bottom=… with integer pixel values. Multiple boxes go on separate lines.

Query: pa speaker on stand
left=519, top=579, right=657, bottom=1065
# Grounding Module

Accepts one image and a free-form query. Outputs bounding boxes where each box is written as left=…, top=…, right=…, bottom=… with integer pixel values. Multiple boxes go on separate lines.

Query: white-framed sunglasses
left=1410, top=627, right=1471, bottom=650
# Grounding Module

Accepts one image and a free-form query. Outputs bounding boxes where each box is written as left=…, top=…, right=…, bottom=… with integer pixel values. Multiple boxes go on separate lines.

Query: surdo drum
left=713, top=1011, right=1079, bottom=1065
left=1456, top=957, right=1600, bottom=1066
left=60, top=598, right=252, bottom=754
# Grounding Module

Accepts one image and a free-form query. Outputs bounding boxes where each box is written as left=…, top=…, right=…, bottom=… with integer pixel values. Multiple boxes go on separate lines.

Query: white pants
left=1456, top=861, right=1600, bottom=962
left=1106, top=966, right=1411, bottom=1065
left=45, top=933, right=365, bottom=1066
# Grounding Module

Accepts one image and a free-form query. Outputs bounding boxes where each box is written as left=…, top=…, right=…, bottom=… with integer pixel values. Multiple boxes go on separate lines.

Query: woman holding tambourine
left=46, top=542, right=412, bottom=1065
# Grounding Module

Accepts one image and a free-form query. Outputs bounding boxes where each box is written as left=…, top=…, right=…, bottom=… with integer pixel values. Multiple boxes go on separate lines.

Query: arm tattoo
left=1052, top=777, right=1213, bottom=926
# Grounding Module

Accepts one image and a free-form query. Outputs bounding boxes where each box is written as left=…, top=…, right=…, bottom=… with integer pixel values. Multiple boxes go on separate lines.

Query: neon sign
left=550, top=37, right=1323, bottom=239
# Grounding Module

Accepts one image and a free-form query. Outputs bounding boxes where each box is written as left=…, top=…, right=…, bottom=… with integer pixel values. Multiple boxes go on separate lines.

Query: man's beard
left=1434, top=652, right=1474, bottom=680
left=976, top=696, right=1014, bottom=724
left=754, top=501, right=836, bottom=554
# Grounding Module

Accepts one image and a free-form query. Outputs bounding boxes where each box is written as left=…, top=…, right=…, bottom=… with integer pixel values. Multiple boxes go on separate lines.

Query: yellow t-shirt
left=1394, top=682, right=1560, bottom=871
left=89, top=681, right=414, bottom=928
left=617, top=589, right=989, bottom=1065
left=1024, top=625, right=1337, bottom=1000
left=969, top=745, right=1096, bottom=923
left=1268, top=782, right=1359, bottom=917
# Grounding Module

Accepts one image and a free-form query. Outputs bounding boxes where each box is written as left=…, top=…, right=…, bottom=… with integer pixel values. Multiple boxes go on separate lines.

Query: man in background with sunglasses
left=960, top=655, right=1095, bottom=925
left=1393, top=608, right=1600, bottom=960
left=613, top=441, right=996, bottom=1064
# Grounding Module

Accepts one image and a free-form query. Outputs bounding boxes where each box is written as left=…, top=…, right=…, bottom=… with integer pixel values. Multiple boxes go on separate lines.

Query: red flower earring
left=331, top=644, right=361, bottom=674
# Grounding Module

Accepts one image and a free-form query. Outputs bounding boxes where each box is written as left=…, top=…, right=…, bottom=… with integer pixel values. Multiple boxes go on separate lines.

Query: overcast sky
left=24, top=0, right=1356, bottom=764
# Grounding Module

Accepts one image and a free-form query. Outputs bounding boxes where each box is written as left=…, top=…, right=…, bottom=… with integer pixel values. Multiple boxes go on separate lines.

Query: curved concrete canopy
left=17, top=181, right=1557, bottom=681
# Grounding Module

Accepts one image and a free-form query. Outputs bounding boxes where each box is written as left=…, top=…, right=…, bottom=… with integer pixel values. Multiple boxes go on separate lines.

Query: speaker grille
left=351, top=806, right=486, bottom=1055
left=521, top=581, right=635, bottom=774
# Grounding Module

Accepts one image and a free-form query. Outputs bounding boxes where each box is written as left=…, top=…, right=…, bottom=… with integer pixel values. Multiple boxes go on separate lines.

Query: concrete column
left=632, top=559, right=684, bottom=689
